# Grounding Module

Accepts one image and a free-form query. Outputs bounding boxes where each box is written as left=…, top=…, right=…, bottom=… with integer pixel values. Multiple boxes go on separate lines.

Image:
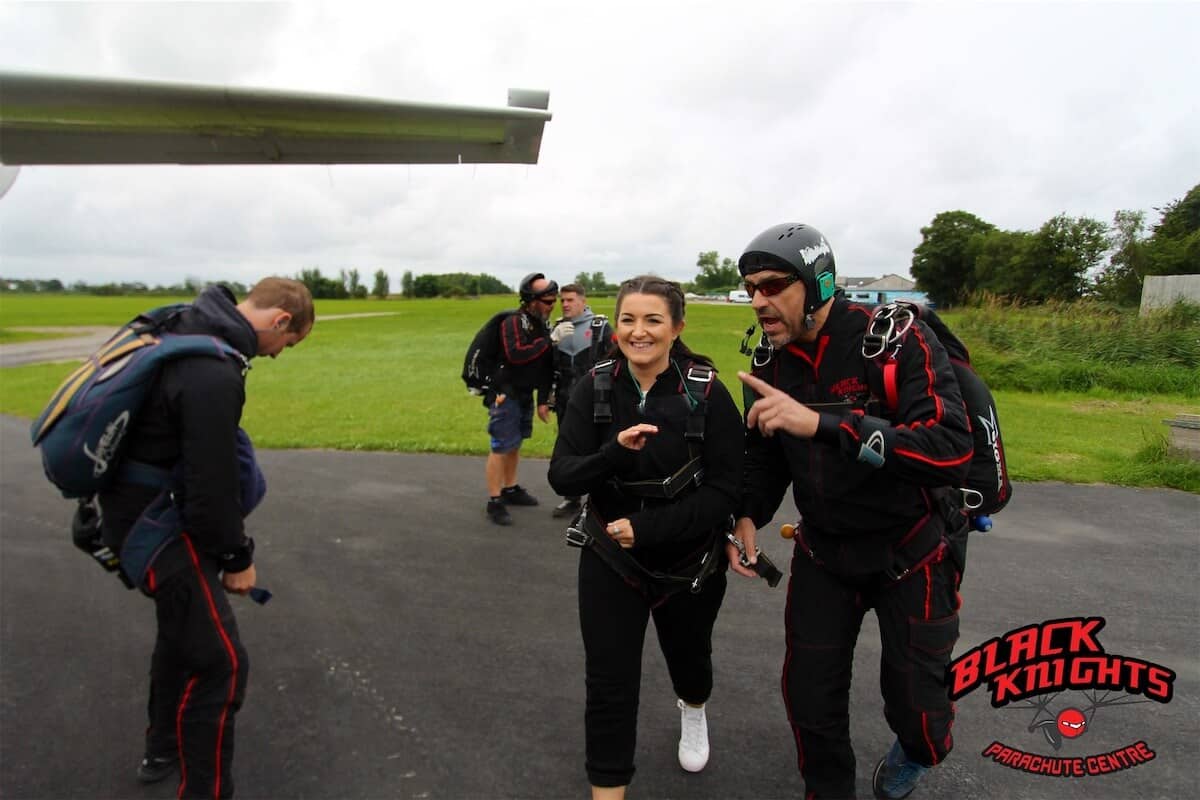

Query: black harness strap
left=570, top=359, right=725, bottom=598
left=592, top=358, right=616, bottom=425
left=612, top=457, right=704, bottom=501
left=593, top=359, right=714, bottom=499
left=565, top=504, right=725, bottom=602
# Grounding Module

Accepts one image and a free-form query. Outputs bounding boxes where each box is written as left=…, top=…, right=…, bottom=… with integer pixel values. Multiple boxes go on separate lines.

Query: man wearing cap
left=727, top=224, right=973, bottom=800
left=485, top=273, right=559, bottom=526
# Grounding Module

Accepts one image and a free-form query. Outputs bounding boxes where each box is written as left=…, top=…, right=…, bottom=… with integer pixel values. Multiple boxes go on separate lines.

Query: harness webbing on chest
left=562, top=360, right=726, bottom=599
left=862, top=301, right=919, bottom=416
left=592, top=358, right=713, bottom=500
left=739, top=326, right=881, bottom=417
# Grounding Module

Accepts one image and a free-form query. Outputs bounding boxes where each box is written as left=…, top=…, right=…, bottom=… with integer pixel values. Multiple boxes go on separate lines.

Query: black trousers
left=577, top=546, right=727, bottom=788
left=783, top=538, right=961, bottom=800
left=145, top=535, right=249, bottom=799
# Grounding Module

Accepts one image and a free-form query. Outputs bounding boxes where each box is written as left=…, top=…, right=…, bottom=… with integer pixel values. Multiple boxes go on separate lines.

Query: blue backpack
left=30, top=304, right=249, bottom=499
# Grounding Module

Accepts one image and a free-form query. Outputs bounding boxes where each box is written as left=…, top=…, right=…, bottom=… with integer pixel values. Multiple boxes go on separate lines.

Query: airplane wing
left=0, top=72, right=551, bottom=166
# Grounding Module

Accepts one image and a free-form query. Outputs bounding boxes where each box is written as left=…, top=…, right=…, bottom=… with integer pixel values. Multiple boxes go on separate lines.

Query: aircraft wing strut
left=0, top=72, right=551, bottom=166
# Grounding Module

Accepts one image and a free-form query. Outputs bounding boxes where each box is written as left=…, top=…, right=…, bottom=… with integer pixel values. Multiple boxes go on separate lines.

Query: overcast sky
left=1, top=1, right=1197, bottom=292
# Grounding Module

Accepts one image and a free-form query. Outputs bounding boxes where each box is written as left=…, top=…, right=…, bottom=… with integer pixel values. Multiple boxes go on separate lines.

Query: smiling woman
left=615, top=292, right=683, bottom=389
left=548, top=274, right=746, bottom=793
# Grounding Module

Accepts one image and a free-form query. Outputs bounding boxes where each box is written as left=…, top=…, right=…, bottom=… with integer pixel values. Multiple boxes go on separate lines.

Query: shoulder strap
left=591, top=359, right=713, bottom=443
left=588, top=316, right=611, bottom=361
left=132, top=303, right=190, bottom=332
left=680, top=361, right=714, bottom=452
left=862, top=302, right=920, bottom=416
left=592, top=359, right=616, bottom=424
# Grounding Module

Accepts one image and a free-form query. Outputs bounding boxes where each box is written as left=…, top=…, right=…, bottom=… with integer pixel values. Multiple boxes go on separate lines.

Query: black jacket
left=99, top=285, right=257, bottom=572
left=549, top=357, right=744, bottom=570
left=497, top=307, right=554, bottom=404
left=741, top=298, right=973, bottom=566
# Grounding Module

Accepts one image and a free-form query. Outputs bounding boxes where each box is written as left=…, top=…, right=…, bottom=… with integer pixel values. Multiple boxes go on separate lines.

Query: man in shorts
left=485, top=273, right=558, bottom=525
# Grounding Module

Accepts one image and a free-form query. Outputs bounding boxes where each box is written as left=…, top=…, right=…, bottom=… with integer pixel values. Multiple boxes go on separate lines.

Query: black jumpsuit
left=100, top=286, right=257, bottom=799
left=741, top=298, right=973, bottom=800
left=549, top=355, right=744, bottom=788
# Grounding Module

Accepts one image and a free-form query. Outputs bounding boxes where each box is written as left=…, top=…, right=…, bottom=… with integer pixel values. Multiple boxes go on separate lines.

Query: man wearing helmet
left=484, top=272, right=558, bottom=526
left=726, top=224, right=974, bottom=799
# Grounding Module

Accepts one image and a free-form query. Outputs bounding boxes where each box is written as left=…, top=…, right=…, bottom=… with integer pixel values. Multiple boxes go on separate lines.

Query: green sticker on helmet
left=816, top=270, right=836, bottom=302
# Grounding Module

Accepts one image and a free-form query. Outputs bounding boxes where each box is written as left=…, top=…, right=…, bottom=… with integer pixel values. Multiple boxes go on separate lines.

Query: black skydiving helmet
left=738, top=223, right=837, bottom=315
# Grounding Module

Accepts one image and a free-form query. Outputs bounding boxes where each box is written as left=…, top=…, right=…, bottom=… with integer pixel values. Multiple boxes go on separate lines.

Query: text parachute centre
left=982, top=740, right=1156, bottom=777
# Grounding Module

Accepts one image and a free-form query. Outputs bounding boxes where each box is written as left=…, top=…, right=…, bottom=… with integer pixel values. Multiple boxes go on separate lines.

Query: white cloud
left=2, top=0, right=1197, bottom=292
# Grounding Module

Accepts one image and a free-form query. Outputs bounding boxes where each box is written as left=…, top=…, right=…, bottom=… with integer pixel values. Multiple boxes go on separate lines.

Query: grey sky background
left=1, top=1, right=1197, bottom=292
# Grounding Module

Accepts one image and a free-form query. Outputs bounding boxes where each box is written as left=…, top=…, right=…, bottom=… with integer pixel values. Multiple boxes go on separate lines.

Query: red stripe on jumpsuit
left=176, top=677, right=198, bottom=797
left=914, top=553, right=959, bottom=765
left=178, top=534, right=241, bottom=800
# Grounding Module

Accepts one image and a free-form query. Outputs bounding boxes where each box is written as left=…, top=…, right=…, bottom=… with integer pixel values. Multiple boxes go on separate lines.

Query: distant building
left=840, top=274, right=931, bottom=306
left=837, top=275, right=879, bottom=289
left=862, top=274, right=916, bottom=291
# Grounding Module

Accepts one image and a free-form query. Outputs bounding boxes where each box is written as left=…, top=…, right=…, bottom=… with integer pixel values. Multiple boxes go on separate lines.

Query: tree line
left=0, top=277, right=253, bottom=296
left=0, top=269, right=390, bottom=301
left=6, top=183, right=1194, bottom=305
left=3, top=265, right=663, bottom=300
left=295, top=268, right=390, bottom=299
left=912, top=182, right=1199, bottom=308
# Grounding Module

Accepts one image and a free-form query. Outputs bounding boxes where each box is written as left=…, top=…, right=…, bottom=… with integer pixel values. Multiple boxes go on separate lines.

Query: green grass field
left=1, top=293, right=1196, bottom=492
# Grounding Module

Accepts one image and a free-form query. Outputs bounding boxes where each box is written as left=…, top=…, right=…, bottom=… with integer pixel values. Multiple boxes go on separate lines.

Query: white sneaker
left=677, top=699, right=710, bottom=772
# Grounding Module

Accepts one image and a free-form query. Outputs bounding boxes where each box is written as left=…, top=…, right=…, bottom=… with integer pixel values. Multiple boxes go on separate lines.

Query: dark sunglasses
left=535, top=294, right=558, bottom=305
left=743, top=273, right=801, bottom=298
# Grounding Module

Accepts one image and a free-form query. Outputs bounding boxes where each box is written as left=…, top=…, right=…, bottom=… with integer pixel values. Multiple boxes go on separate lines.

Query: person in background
left=549, top=283, right=613, bottom=518
left=485, top=272, right=558, bottom=526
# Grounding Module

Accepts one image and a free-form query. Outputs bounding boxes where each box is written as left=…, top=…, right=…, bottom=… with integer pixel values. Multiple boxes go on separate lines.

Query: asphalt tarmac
left=1, top=413, right=1197, bottom=800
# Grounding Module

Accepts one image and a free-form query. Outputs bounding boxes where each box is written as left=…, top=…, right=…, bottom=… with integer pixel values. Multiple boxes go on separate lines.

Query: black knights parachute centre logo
left=948, top=616, right=1176, bottom=779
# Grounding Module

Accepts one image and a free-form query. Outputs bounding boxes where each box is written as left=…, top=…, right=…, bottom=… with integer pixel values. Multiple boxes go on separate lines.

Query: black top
left=549, top=357, right=744, bottom=570
left=497, top=307, right=554, bottom=404
left=99, top=285, right=258, bottom=572
left=741, top=298, right=973, bottom=569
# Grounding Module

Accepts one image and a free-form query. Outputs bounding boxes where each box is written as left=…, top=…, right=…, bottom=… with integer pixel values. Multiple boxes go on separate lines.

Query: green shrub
left=953, top=298, right=1200, bottom=396
left=1114, top=431, right=1200, bottom=493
